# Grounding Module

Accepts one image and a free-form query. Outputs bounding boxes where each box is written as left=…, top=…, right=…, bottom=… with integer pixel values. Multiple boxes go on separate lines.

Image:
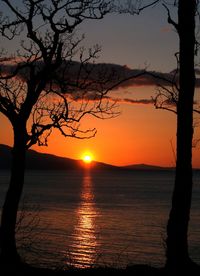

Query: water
left=0, top=169, right=200, bottom=268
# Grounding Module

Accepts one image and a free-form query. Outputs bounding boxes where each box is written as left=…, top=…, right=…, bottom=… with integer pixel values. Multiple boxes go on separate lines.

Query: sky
left=1, top=1, right=200, bottom=167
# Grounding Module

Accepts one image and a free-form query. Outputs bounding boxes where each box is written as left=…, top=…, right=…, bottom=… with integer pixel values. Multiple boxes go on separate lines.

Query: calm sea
left=0, top=169, right=200, bottom=268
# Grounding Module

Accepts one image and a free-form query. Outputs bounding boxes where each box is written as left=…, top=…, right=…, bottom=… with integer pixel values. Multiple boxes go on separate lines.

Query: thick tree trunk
left=0, top=125, right=26, bottom=266
left=166, top=0, right=196, bottom=271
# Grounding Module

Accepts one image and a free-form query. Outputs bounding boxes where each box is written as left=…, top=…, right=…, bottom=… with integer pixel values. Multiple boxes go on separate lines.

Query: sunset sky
left=1, top=2, right=200, bottom=167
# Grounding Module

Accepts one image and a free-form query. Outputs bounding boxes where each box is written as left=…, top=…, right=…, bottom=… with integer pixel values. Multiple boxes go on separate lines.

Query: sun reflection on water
left=67, top=172, right=100, bottom=267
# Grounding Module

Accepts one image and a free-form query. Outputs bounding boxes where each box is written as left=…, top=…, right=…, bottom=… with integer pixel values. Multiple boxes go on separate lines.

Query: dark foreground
left=1, top=263, right=200, bottom=276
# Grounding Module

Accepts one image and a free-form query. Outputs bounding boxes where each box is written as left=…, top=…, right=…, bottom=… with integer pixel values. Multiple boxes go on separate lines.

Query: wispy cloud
left=120, top=98, right=154, bottom=105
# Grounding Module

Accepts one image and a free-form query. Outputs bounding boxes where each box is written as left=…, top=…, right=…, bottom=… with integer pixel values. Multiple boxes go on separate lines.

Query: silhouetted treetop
left=0, top=0, right=124, bottom=147
left=0, top=0, right=120, bottom=267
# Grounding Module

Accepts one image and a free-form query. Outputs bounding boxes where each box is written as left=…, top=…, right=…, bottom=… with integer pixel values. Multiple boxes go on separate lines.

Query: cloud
left=66, top=91, right=154, bottom=106
left=0, top=58, right=178, bottom=88
left=78, top=94, right=154, bottom=106
left=107, top=97, right=154, bottom=106
left=121, top=98, right=154, bottom=105
left=53, top=62, right=200, bottom=90
left=1, top=58, right=200, bottom=107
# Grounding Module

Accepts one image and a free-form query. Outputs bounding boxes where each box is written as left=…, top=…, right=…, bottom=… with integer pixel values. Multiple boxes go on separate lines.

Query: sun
left=82, top=154, right=93, bottom=164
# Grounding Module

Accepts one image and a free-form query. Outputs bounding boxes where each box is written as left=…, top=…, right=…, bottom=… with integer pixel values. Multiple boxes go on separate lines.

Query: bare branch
left=116, top=0, right=160, bottom=15
left=194, top=108, right=200, bottom=114
left=163, top=3, right=179, bottom=32
left=0, top=0, right=118, bottom=148
left=137, top=0, right=161, bottom=14
left=1, top=1, right=173, bottom=149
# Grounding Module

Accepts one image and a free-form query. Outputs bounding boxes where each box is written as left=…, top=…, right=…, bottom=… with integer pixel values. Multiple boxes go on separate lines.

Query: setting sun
left=83, top=154, right=93, bottom=164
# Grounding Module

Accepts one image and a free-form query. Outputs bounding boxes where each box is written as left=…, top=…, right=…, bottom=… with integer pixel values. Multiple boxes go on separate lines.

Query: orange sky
left=1, top=85, right=200, bottom=168
left=1, top=4, right=200, bottom=168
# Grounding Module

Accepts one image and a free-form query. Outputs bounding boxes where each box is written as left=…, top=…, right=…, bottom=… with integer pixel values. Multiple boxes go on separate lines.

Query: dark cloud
left=67, top=92, right=154, bottom=106
left=1, top=58, right=200, bottom=107
left=107, top=97, right=154, bottom=106
left=122, top=98, right=154, bottom=105
left=0, top=59, right=179, bottom=88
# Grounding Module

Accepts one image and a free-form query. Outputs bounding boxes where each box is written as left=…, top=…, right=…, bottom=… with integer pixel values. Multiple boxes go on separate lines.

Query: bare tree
left=148, top=1, right=198, bottom=272
left=0, top=0, right=120, bottom=267
left=160, top=1, right=198, bottom=272
left=120, top=0, right=199, bottom=272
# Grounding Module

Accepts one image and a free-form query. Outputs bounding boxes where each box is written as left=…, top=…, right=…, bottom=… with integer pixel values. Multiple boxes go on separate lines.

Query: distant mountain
left=0, top=144, right=173, bottom=171
left=0, top=144, right=119, bottom=171
left=122, top=163, right=173, bottom=171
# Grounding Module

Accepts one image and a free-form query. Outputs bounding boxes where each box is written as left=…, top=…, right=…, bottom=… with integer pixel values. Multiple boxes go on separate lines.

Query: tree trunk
left=166, top=0, right=196, bottom=271
left=0, top=125, right=26, bottom=266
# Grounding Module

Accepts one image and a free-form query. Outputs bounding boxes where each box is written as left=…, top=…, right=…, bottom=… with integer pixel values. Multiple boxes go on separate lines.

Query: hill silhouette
left=0, top=144, right=119, bottom=171
left=123, top=163, right=172, bottom=171
left=0, top=144, right=171, bottom=171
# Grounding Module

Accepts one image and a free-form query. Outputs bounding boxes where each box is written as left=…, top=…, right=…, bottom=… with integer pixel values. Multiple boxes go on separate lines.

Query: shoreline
left=1, top=262, right=200, bottom=275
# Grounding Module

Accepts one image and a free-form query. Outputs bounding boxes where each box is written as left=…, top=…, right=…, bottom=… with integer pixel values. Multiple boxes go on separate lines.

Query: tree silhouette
left=0, top=0, right=119, bottom=267
left=135, top=0, right=199, bottom=272
left=122, top=0, right=199, bottom=272
left=147, top=0, right=198, bottom=271
left=161, top=1, right=198, bottom=272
